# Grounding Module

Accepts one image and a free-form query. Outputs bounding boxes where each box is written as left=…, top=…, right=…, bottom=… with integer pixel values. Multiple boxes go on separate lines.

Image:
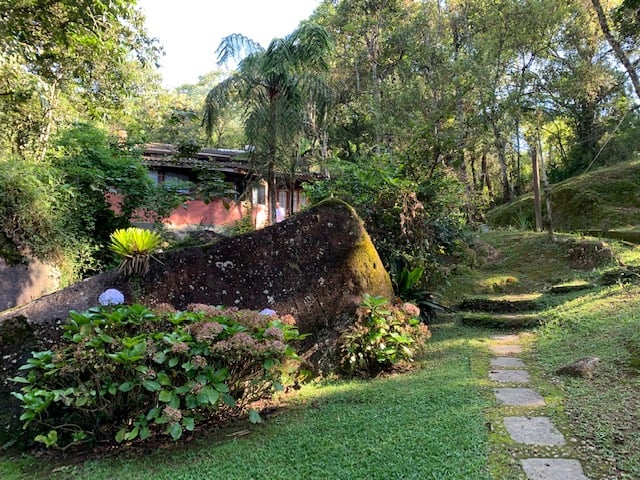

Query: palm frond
left=203, top=76, right=239, bottom=138
left=216, top=33, right=263, bottom=66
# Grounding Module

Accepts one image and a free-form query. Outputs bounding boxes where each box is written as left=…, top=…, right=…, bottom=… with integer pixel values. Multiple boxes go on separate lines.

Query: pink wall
left=163, top=199, right=245, bottom=228
left=109, top=193, right=248, bottom=229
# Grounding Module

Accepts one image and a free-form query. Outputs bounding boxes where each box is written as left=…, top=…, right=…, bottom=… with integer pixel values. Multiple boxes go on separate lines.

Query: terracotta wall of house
left=108, top=193, right=247, bottom=229
left=163, top=199, right=245, bottom=228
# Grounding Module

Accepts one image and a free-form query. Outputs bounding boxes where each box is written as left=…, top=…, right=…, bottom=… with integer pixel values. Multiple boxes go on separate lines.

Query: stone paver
left=489, top=369, right=530, bottom=383
left=521, top=458, right=589, bottom=480
left=490, top=344, right=523, bottom=355
left=491, top=357, right=526, bottom=368
left=495, top=388, right=545, bottom=406
left=504, top=417, right=566, bottom=445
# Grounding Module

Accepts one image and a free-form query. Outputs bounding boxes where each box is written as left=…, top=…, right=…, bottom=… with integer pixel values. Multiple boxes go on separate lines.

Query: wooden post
left=531, top=144, right=543, bottom=231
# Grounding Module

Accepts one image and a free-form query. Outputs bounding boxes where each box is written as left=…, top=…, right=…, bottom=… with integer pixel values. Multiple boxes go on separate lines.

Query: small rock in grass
left=555, top=357, right=600, bottom=378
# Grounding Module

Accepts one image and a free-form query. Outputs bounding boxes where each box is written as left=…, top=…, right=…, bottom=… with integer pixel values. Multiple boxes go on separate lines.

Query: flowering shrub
left=98, top=288, right=125, bottom=306
left=12, top=303, right=305, bottom=448
left=338, top=294, right=431, bottom=377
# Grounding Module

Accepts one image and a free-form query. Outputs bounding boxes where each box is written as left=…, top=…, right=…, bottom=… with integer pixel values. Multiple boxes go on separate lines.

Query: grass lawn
left=0, top=325, right=493, bottom=480
left=534, top=283, right=640, bottom=479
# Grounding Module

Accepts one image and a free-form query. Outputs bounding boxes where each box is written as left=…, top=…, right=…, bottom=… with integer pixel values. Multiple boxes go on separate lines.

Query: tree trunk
left=268, top=165, right=277, bottom=225
left=531, top=143, right=543, bottom=231
left=491, top=119, right=512, bottom=202
left=538, top=134, right=555, bottom=240
left=481, top=147, right=492, bottom=194
left=591, top=0, right=640, bottom=102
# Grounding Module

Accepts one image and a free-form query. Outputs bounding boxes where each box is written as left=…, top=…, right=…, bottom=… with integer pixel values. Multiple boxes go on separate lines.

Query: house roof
left=142, top=143, right=320, bottom=182
left=142, top=143, right=251, bottom=175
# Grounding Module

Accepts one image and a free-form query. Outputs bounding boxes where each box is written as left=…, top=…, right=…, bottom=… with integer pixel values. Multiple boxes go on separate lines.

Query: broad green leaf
left=159, top=389, right=173, bottom=402
left=248, top=409, right=262, bottom=424
left=118, top=382, right=135, bottom=392
left=168, top=422, right=183, bottom=440
left=157, top=371, right=171, bottom=385
left=124, top=426, right=140, bottom=441
left=183, top=416, right=195, bottom=431
left=143, top=380, right=161, bottom=392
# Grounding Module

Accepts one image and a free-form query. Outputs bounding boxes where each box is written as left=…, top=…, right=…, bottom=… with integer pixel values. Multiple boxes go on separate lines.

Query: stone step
left=461, top=312, right=541, bottom=328
left=495, top=388, right=545, bottom=407
left=547, top=282, right=593, bottom=295
left=491, top=357, right=526, bottom=368
left=504, top=416, right=565, bottom=446
left=490, top=369, right=530, bottom=383
left=457, top=294, right=542, bottom=313
left=521, top=458, right=589, bottom=480
left=490, top=343, right=523, bottom=356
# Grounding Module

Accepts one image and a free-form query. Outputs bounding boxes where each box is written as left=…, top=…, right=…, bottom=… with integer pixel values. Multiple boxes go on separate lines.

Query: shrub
left=391, top=265, right=451, bottom=323
left=12, top=304, right=305, bottom=449
left=303, top=155, right=469, bottom=288
left=338, top=294, right=431, bottom=377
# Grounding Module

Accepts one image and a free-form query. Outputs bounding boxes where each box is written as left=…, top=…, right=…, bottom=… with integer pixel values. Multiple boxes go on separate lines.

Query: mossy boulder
left=0, top=199, right=393, bottom=336
left=0, top=199, right=393, bottom=444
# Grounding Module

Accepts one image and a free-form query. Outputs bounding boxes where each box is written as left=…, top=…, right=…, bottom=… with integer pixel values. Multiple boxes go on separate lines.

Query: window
left=253, top=184, right=266, bottom=205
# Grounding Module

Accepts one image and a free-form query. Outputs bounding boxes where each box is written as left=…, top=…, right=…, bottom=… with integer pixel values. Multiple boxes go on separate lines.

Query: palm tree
left=203, top=22, right=333, bottom=224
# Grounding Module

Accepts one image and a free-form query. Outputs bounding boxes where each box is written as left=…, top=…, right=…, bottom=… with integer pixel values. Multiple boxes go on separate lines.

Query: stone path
left=489, top=334, right=590, bottom=480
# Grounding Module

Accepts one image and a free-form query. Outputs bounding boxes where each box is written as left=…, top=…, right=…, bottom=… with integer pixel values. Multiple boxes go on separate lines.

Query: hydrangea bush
left=12, top=303, right=305, bottom=448
left=338, top=294, right=431, bottom=377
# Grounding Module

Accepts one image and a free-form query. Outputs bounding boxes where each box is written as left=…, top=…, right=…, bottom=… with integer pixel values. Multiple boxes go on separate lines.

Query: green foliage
left=392, top=265, right=450, bottom=323
left=11, top=304, right=305, bottom=449
left=0, top=154, right=100, bottom=281
left=304, top=155, right=468, bottom=286
left=0, top=0, right=160, bottom=155
left=223, top=212, right=256, bottom=236
left=338, top=294, right=431, bottom=377
left=2, top=324, right=490, bottom=479
left=109, top=227, right=163, bottom=277
left=487, top=159, right=640, bottom=232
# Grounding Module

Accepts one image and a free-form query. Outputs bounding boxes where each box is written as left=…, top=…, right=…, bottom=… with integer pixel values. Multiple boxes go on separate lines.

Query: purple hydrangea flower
left=98, top=288, right=125, bottom=306
left=259, top=308, right=276, bottom=316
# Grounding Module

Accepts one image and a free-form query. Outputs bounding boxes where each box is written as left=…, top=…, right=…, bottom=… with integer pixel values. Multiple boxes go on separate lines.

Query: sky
left=137, top=0, right=322, bottom=89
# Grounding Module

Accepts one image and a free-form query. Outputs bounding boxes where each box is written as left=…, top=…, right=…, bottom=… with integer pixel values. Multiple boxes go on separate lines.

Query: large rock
left=0, top=200, right=393, bottom=442
left=1, top=199, right=392, bottom=332
left=0, top=256, right=60, bottom=311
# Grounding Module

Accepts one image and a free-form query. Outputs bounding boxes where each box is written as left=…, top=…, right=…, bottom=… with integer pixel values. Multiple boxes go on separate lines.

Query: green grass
left=0, top=325, right=493, bottom=480
left=486, top=158, right=640, bottom=231
left=534, top=284, right=640, bottom=479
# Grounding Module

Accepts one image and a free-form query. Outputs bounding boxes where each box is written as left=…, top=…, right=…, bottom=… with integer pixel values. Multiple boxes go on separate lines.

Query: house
left=139, top=143, right=313, bottom=230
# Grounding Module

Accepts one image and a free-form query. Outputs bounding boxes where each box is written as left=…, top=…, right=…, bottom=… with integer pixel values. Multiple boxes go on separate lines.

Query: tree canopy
left=1, top=0, right=640, bottom=287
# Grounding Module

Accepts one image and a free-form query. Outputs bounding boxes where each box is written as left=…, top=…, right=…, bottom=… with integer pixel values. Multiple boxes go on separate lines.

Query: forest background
left=0, top=0, right=639, bottom=290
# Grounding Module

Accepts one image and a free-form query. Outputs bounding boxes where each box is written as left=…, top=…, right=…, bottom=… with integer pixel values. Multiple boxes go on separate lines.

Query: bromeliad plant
left=392, top=265, right=451, bottom=323
left=338, top=294, right=431, bottom=377
left=12, top=303, right=305, bottom=449
left=108, top=227, right=163, bottom=277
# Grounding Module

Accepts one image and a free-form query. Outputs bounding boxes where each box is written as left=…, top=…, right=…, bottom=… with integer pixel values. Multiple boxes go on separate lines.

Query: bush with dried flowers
left=338, top=294, right=431, bottom=377
left=11, top=303, right=305, bottom=449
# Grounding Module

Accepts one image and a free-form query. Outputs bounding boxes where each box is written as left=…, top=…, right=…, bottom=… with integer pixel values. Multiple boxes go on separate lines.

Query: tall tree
left=203, top=23, right=332, bottom=223
left=0, top=0, right=160, bottom=157
left=591, top=0, right=640, bottom=102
